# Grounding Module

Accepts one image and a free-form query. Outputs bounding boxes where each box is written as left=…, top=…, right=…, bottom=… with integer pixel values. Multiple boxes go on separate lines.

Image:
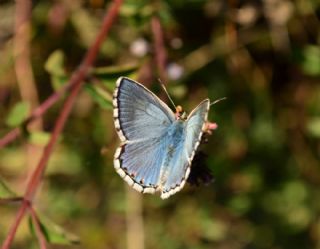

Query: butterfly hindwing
left=115, top=135, right=172, bottom=193
left=161, top=99, right=210, bottom=199
left=185, top=99, right=210, bottom=157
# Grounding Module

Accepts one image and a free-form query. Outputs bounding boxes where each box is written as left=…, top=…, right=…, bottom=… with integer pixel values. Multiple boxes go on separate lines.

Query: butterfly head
left=175, top=105, right=187, bottom=120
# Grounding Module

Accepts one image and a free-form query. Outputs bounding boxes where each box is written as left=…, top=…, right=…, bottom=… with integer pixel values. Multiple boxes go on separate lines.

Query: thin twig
left=0, top=129, right=21, bottom=149
left=3, top=0, right=49, bottom=150
left=14, top=0, right=41, bottom=115
left=1, top=202, right=29, bottom=249
left=0, top=197, right=23, bottom=205
left=24, top=78, right=83, bottom=201
left=29, top=206, right=47, bottom=249
left=14, top=0, right=44, bottom=191
left=0, top=63, right=73, bottom=150
left=126, top=188, right=145, bottom=249
left=151, top=16, right=167, bottom=81
left=0, top=0, right=122, bottom=149
left=1, top=1, right=123, bottom=248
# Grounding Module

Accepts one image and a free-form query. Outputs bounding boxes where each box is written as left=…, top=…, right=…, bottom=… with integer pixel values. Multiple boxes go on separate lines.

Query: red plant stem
left=0, top=129, right=21, bottom=149
left=1, top=202, right=29, bottom=249
left=0, top=80, right=78, bottom=149
left=0, top=64, right=73, bottom=150
left=25, top=0, right=122, bottom=203
left=0, top=0, right=122, bottom=149
left=151, top=16, right=167, bottom=81
left=24, top=82, right=83, bottom=200
left=29, top=206, right=47, bottom=249
left=1, top=1, right=123, bottom=248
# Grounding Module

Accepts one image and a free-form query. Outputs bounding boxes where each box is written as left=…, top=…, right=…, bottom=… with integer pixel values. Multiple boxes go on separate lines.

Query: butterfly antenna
left=210, top=97, right=227, bottom=106
left=158, top=78, right=177, bottom=109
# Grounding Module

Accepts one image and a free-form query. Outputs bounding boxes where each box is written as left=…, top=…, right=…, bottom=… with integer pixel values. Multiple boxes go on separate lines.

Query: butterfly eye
left=175, top=105, right=184, bottom=119
left=176, top=105, right=183, bottom=113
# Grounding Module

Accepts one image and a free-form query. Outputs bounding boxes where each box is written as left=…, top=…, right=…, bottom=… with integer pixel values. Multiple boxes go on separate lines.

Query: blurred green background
left=1, top=0, right=320, bottom=248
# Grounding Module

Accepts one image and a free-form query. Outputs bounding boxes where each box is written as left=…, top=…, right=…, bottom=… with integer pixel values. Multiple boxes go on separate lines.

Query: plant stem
left=0, top=0, right=122, bottom=149
left=151, top=16, right=167, bottom=82
left=1, top=201, right=29, bottom=249
left=29, top=206, right=47, bottom=249
left=1, top=0, right=123, bottom=248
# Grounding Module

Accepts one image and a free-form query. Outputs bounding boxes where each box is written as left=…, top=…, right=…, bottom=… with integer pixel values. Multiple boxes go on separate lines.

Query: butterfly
left=113, top=77, right=217, bottom=199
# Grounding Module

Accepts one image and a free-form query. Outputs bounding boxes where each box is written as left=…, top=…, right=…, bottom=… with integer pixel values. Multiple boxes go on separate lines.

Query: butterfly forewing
left=113, top=77, right=175, bottom=193
left=113, top=77, right=175, bottom=142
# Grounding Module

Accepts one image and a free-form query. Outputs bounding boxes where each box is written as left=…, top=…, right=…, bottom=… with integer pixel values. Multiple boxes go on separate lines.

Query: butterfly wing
left=113, top=77, right=175, bottom=193
left=161, top=99, right=210, bottom=199
left=113, top=77, right=175, bottom=142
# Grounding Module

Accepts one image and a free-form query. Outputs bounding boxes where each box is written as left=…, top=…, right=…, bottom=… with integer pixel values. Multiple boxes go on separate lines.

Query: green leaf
left=301, top=45, right=320, bottom=76
left=120, top=3, right=140, bottom=17
left=29, top=212, right=80, bottom=245
left=86, top=64, right=138, bottom=109
left=70, top=8, right=99, bottom=49
left=29, top=131, right=51, bottom=146
left=120, top=2, right=153, bottom=18
left=92, top=64, right=138, bottom=76
left=45, top=50, right=68, bottom=90
left=45, top=50, right=66, bottom=76
left=6, top=101, right=30, bottom=127
left=0, top=177, right=16, bottom=198
left=51, top=74, right=69, bottom=91
left=307, top=117, right=320, bottom=138
left=91, top=64, right=138, bottom=91
left=85, top=84, right=113, bottom=110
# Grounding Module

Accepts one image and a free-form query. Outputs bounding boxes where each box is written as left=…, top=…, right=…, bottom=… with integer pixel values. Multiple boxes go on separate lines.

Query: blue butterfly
left=113, top=77, right=213, bottom=199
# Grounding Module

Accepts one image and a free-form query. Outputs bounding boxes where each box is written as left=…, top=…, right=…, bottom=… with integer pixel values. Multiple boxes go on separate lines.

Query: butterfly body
left=113, top=77, right=211, bottom=199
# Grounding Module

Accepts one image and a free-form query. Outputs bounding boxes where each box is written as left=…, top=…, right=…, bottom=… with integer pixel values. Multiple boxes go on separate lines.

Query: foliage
left=0, top=0, right=320, bottom=249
